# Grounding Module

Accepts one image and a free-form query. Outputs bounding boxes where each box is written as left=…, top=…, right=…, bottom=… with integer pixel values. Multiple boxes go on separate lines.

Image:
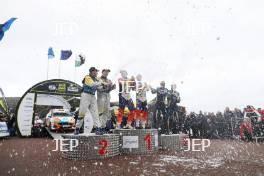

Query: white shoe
left=136, top=120, right=140, bottom=128
left=124, top=124, right=133, bottom=129
left=115, top=124, right=121, bottom=129
left=142, top=121, right=146, bottom=129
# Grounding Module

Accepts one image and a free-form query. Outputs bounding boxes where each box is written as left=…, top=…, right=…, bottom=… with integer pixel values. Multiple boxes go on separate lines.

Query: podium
left=113, top=129, right=159, bottom=155
left=161, top=133, right=189, bottom=151
left=61, top=133, right=120, bottom=160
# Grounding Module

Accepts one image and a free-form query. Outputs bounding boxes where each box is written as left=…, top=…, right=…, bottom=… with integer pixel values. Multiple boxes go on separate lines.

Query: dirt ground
left=0, top=137, right=264, bottom=176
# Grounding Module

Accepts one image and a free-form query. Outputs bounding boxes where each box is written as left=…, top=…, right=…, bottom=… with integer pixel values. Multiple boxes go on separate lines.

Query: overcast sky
left=0, top=0, right=264, bottom=112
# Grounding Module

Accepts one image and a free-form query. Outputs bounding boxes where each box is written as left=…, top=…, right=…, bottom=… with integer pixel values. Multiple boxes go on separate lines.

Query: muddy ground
left=0, top=137, right=263, bottom=176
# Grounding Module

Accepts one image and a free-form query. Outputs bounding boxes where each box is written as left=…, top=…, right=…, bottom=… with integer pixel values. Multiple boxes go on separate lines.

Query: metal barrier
left=161, top=134, right=189, bottom=151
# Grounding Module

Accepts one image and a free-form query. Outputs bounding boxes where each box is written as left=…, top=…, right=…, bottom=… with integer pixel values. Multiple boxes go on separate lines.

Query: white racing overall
left=76, top=75, right=101, bottom=133
left=97, top=76, right=115, bottom=128
left=77, top=92, right=101, bottom=133
left=97, top=92, right=111, bottom=128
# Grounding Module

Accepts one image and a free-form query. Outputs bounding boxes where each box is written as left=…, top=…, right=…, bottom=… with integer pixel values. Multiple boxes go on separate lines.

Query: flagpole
left=74, top=65, right=77, bottom=83
left=47, top=59, right=49, bottom=80
left=58, top=59, right=61, bottom=79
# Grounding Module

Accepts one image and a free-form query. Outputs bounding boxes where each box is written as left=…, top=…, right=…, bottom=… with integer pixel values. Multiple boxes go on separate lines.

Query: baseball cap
left=89, top=67, right=99, bottom=72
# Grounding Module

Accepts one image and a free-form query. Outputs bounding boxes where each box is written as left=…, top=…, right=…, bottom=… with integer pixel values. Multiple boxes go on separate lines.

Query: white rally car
left=0, top=121, right=9, bottom=138
left=45, top=109, right=75, bottom=131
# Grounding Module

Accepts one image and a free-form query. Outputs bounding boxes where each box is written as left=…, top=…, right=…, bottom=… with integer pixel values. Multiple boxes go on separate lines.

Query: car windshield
left=53, top=112, right=72, bottom=117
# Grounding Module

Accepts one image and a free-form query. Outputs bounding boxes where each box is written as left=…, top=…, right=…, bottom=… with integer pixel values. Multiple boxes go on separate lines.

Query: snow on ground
left=158, top=155, right=224, bottom=169
left=0, top=138, right=264, bottom=175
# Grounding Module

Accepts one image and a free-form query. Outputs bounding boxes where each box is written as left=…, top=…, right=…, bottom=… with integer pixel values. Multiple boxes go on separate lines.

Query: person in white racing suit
left=97, top=69, right=116, bottom=132
left=75, top=67, right=103, bottom=135
left=135, top=74, right=149, bottom=129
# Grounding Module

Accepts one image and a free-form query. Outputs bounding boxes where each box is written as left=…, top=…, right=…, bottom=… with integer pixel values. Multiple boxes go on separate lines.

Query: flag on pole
left=75, top=54, right=86, bottom=67
left=0, top=17, right=17, bottom=41
left=75, top=59, right=81, bottom=67
left=48, top=47, right=55, bottom=59
left=0, top=87, right=8, bottom=113
left=60, top=50, right=72, bottom=60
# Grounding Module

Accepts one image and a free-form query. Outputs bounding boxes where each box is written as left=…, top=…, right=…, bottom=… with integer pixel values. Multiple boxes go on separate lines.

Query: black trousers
left=153, top=102, right=167, bottom=131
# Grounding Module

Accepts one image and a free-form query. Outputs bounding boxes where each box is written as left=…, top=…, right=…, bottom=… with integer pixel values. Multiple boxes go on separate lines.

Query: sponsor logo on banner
left=24, top=105, right=33, bottom=108
left=25, top=97, right=33, bottom=101
left=17, top=93, right=35, bottom=136
left=67, top=84, right=79, bottom=92
left=58, top=84, right=66, bottom=93
left=48, top=85, right=57, bottom=91
left=122, top=136, right=139, bottom=148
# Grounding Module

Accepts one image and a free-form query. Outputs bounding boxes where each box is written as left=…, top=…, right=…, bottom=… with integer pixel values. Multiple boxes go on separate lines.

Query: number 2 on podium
left=144, top=133, right=151, bottom=150
left=99, top=139, right=108, bottom=155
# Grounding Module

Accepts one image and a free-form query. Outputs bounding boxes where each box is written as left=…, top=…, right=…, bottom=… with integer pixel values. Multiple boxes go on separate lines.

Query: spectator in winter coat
left=240, top=117, right=253, bottom=142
